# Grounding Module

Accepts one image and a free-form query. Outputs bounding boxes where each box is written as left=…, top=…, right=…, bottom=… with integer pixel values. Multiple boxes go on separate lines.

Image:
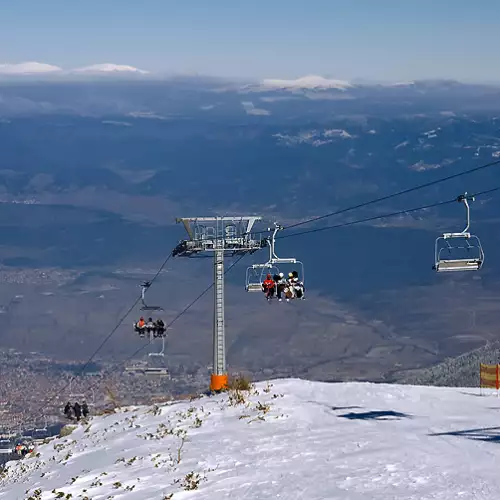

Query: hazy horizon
left=1, top=66, right=500, bottom=87
left=2, top=0, right=500, bottom=83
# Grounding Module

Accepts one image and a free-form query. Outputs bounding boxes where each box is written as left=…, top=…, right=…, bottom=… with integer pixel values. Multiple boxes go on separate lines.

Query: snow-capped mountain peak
left=261, top=75, right=352, bottom=90
left=0, top=62, right=62, bottom=75
left=388, top=80, right=416, bottom=87
left=72, top=63, right=149, bottom=74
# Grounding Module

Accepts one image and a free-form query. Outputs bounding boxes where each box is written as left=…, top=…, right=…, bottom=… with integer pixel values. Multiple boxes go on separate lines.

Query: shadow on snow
left=430, top=426, right=500, bottom=443
left=339, top=410, right=412, bottom=420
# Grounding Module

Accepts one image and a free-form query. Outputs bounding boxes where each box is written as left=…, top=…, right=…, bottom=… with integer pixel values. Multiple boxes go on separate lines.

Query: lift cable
left=78, top=254, right=248, bottom=399
left=82, top=185, right=500, bottom=400
left=278, top=186, right=500, bottom=240
left=30, top=252, right=174, bottom=417
left=236, top=156, right=500, bottom=241
left=281, top=157, right=500, bottom=233
left=19, top=181, right=500, bottom=427
left=26, top=253, right=247, bottom=425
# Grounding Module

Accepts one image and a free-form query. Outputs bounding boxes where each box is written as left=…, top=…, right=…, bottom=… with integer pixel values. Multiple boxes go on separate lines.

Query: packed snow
left=2, top=379, right=500, bottom=499
left=261, top=75, right=352, bottom=90
left=0, top=62, right=62, bottom=75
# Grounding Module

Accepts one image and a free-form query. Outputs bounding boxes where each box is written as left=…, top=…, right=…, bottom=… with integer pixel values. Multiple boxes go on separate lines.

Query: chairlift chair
left=148, top=334, right=166, bottom=358
left=245, top=222, right=305, bottom=292
left=68, top=379, right=85, bottom=402
left=34, top=416, right=48, bottom=435
left=147, top=326, right=171, bottom=358
left=134, top=317, right=168, bottom=337
left=125, top=356, right=169, bottom=376
left=245, top=263, right=279, bottom=292
left=134, top=290, right=167, bottom=338
left=140, top=281, right=163, bottom=311
left=143, top=367, right=169, bottom=376
left=434, top=193, right=485, bottom=272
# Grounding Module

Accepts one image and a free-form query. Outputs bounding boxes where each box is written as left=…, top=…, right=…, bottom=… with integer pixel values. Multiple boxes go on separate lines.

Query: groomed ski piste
left=1, top=379, right=500, bottom=499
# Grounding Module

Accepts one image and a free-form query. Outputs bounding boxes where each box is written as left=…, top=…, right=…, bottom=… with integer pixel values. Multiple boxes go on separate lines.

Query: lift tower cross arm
left=173, top=216, right=262, bottom=391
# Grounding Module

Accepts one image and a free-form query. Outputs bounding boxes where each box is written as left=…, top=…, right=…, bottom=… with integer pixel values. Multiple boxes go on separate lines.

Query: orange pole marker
left=210, top=373, right=228, bottom=392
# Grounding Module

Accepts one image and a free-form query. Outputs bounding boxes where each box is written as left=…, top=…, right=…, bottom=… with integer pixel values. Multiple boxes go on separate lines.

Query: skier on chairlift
left=155, top=318, right=166, bottom=337
left=134, top=317, right=147, bottom=337
left=64, top=402, right=73, bottom=420
left=274, top=272, right=287, bottom=302
left=290, top=270, right=305, bottom=299
left=282, top=271, right=305, bottom=302
left=82, top=401, right=89, bottom=419
left=262, top=274, right=275, bottom=301
left=73, top=402, right=82, bottom=422
left=146, top=317, right=155, bottom=333
left=134, top=316, right=166, bottom=337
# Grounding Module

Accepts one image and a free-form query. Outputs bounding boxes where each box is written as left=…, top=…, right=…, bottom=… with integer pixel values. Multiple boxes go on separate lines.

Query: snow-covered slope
left=261, top=75, right=352, bottom=90
left=0, top=62, right=62, bottom=75
left=72, top=64, right=149, bottom=74
left=2, top=379, right=500, bottom=499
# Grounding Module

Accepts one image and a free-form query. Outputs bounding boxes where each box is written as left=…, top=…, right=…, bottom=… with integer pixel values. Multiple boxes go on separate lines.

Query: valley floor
left=1, top=379, right=500, bottom=499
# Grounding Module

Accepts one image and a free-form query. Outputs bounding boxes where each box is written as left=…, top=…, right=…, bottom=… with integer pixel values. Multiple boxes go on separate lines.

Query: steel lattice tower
left=173, top=216, right=262, bottom=391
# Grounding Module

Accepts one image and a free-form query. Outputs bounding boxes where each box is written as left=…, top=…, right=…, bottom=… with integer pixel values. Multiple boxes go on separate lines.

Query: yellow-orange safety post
left=479, top=363, right=499, bottom=396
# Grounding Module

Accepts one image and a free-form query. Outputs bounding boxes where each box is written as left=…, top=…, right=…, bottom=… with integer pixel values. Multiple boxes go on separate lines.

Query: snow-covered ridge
left=261, top=75, right=352, bottom=90
left=2, top=379, right=500, bottom=499
left=274, top=128, right=354, bottom=147
left=387, top=81, right=416, bottom=87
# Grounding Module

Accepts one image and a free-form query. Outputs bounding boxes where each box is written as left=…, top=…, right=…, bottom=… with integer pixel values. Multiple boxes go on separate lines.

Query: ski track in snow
left=1, top=379, right=500, bottom=499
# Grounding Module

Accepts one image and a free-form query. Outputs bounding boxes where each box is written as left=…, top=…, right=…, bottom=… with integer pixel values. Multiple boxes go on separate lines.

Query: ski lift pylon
left=434, top=192, right=484, bottom=272
left=245, top=222, right=304, bottom=291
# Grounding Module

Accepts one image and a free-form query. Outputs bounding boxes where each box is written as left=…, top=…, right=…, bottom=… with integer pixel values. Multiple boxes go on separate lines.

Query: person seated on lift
left=134, top=316, right=166, bottom=337
left=134, top=316, right=147, bottom=337
left=283, top=271, right=305, bottom=301
left=145, top=317, right=155, bottom=332
left=154, top=318, right=166, bottom=337
left=290, top=270, right=305, bottom=299
left=274, top=272, right=287, bottom=302
left=262, top=273, right=276, bottom=301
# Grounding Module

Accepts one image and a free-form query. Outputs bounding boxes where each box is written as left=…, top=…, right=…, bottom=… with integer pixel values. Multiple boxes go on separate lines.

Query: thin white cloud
left=0, top=62, right=62, bottom=75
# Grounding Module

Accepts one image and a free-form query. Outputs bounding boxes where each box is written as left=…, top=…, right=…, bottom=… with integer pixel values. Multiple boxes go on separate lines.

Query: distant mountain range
left=1, top=74, right=500, bottom=119
left=1, top=63, right=498, bottom=93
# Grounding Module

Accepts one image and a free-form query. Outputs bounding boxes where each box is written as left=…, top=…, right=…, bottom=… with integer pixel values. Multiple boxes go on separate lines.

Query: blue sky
left=0, top=0, right=498, bottom=82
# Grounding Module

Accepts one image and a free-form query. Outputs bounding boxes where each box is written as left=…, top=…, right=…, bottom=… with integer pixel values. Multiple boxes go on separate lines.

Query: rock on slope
left=2, top=379, right=500, bottom=499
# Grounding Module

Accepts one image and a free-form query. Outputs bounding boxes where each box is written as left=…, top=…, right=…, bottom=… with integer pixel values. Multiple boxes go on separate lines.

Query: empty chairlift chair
left=33, top=416, right=49, bottom=438
left=434, top=193, right=484, bottom=272
left=140, top=281, right=163, bottom=311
